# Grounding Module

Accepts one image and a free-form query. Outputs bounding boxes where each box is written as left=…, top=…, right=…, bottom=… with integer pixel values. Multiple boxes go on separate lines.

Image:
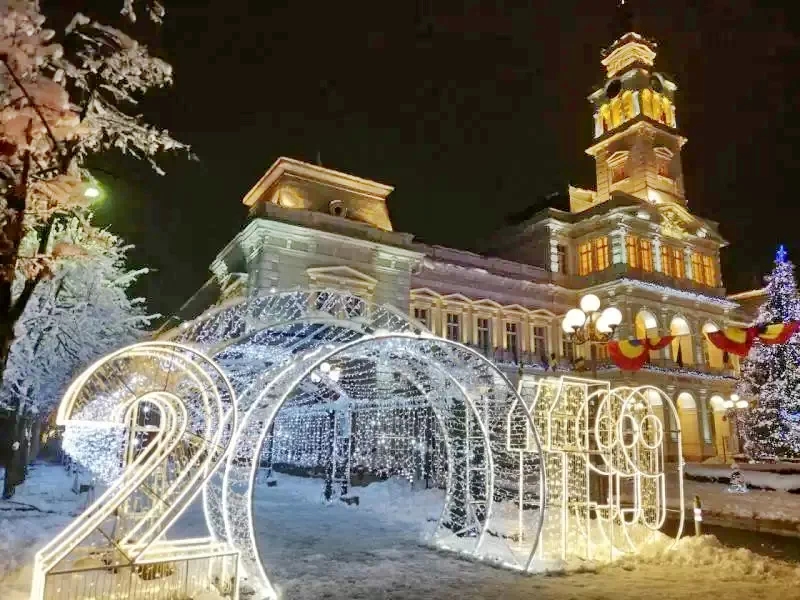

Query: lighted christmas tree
left=737, top=246, right=800, bottom=459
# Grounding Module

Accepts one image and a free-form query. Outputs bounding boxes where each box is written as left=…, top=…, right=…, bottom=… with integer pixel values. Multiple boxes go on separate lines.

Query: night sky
left=48, top=1, right=800, bottom=319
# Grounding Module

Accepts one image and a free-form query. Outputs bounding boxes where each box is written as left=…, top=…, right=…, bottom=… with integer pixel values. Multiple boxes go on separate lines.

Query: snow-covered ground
left=0, top=464, right=85, bottom=600
left=686, top=463, right=800, bottom=492
left=4, top=463, right=800, bottom=600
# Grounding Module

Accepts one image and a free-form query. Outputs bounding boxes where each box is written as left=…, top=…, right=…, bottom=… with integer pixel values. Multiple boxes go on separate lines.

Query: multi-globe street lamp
left=561, top=294, right=623, bottom=379
left=723, top=393, right=749, bottom=411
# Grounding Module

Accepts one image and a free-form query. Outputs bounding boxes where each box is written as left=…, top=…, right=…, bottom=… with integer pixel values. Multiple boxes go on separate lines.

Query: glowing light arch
left=215, top=332, right=546, bottom=598
left=42, top=289, right=684, bottom=600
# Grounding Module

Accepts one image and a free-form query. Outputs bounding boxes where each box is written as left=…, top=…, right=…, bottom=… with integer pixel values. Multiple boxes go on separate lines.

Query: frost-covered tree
left=1, top=213, right=155, bottom=496
left=737, top=246, right=800, bottom=460
left=0, top=0, right=187, bottom=384
left=2, top=216, right=155, bottom=416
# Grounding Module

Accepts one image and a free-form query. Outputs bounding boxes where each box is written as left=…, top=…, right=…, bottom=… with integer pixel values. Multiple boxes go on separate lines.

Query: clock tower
left=569, top=1, right=688, bottom=213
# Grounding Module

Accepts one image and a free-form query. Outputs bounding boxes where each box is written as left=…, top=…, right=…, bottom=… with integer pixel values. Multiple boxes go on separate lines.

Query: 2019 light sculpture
left=40, top=289, right=683, bottom=600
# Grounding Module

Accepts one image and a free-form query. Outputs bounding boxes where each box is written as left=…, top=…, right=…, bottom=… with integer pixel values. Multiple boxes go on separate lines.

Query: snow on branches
left=0, top=0, right=188, bottom=275
left=0, top=0, right=186, bottom=395
left=0, top=216, right=157, bottom=415
left=738, top=246, right=800, bottom=460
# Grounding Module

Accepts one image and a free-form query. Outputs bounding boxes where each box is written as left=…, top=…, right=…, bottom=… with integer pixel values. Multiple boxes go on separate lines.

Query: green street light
left=84, top=185, right=101, bottom=199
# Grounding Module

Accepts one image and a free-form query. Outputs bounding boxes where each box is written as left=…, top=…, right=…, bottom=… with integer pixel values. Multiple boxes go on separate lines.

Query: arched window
left=634, top=310, right=658, bottom=339
left=702, top=323, right=725, bottom=369
left=600, top=104, right=611, bottom=132
left=610, top=97, right=623, bottom=128
left=621, top=90, right=635, bottom=121
left=676, top=392, right=696, bottom=411
left=670, top=317, right=693, bottom=365
left=636, top=310, right=660, bottom=360
left=676, top=392, right=700, bottom=459
left=641, top=89, right=653, bottom=119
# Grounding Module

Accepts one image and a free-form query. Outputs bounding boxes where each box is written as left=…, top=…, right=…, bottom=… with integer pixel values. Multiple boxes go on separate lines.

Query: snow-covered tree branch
left=0, top=0, right=187, bottom=389
left=0, top=214, right=157, bottom=417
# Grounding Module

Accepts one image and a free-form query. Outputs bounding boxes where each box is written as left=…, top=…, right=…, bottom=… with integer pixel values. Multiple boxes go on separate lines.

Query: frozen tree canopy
left=738, top=246, right=800, bottom=459
left=0, top=217, right=156, bottom=415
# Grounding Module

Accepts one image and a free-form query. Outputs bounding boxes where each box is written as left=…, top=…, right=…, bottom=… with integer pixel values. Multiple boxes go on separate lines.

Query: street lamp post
left=561, top=294, right=623, bottom=380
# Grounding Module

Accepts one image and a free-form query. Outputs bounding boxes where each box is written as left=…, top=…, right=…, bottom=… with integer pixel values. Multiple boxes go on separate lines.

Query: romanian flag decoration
left=755, top=321, right=800, bottom=345
left=706, top=327, right=756, bottom=357
left=608, top=338, right=649, bottom=371
left=645, top=335, right=674, bottom=351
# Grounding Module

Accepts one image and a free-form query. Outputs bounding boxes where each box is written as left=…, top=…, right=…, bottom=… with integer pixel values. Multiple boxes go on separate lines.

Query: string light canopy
left=46, top=289, right=684, bottom=600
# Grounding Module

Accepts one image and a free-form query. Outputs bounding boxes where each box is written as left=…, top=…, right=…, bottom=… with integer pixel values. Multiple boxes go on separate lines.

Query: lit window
left=594, top=237, right=610, bottom=271
left=532, top=326, right=547, bottom=355
left=413, top=307, right=429, bottom=327
left=505, top=322, right=519, bottom=358
left=691, top=252, right=704, bottom=284
left=702, top=255, right=716, bottom=287
left=477, top=317, right=491, bottom=351
left=671, top=247, right=685, bottom=279
left=641, top=89, right=653, bottom=119
left=578, top=242, right=593, bottom=276
left=626, top=235, right=639, bottom=268
left=638, top=238, right=653, bottom=272
left=446, top=313, right=461, bottom=341
left=660, top=245, right=672, bottom=276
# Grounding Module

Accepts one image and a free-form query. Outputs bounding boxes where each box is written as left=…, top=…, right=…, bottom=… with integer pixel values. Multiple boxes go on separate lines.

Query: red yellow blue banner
left=645, top=335, right=674, bottom=351
left=706, top=327, right=755, bottom=356
left=755, top=321, right=800, bottom=345
left=608, top=338, right=649, bottom=371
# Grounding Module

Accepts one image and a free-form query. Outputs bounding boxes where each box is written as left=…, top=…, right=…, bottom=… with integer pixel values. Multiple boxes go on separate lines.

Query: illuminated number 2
left=31, top=342, right=239, bottom=600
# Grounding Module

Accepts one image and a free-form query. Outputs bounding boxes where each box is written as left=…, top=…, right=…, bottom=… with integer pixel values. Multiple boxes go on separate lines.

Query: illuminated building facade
left=174, top=24, right=746, bottom=463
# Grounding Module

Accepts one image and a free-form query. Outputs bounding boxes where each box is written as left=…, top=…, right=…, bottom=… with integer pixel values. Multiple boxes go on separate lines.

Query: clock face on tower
left=650, top=74, right=663, bottom=93
left=606, top=79, right=622, bottom=99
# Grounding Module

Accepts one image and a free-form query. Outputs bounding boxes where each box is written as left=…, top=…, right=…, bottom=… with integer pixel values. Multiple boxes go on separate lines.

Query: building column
left=618, top=301, right=634, bottom=339
left=684, top=247, right=694, bottom=282
left=593, top=112, right=603, bottom=138
left=632, top=90, right=641, bottom=116
left=697, top=391, right=711, bottom=459
left=652, top=237, right=663, bottom=273
left=690, top=316, right=705, bottom=366
left=611, top=227, right=627, bottom=266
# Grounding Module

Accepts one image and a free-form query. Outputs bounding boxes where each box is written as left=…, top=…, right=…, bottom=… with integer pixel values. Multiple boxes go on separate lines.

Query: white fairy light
left=40, top=289, right=686, bottom=600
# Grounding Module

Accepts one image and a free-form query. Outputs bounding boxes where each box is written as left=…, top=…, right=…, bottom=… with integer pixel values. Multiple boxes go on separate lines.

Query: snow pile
left=686, top=463, right=800, bottom=492
left=617, top=534, right=800, bottom=581
left=0, top=464, right=84, bottom=599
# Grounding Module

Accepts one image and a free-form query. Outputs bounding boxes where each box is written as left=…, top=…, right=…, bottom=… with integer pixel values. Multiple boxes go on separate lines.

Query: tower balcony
left=554, top=263, right=726, bottom=297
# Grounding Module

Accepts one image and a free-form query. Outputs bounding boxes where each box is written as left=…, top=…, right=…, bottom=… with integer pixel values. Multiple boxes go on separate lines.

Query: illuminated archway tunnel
left=41, top=290, right=683, bottom=600
left=166, top=290, right=546, bottom=599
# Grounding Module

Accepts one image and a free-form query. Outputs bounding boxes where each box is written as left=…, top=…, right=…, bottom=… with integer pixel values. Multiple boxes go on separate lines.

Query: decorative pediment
left=606, top=150, right=630, bottom=167
left=502, top=304, right=529, bottom=316
left=410, top=287, right=443, bottom=301
left=473, top=298, right=503, bottom=309
left=657, top=207, right=691, bottom=240
left=654, top=146, right=674, bottom=161
left=441, top=293, right=472, bottom=306
left=306, top=266, right=377, bottom=294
